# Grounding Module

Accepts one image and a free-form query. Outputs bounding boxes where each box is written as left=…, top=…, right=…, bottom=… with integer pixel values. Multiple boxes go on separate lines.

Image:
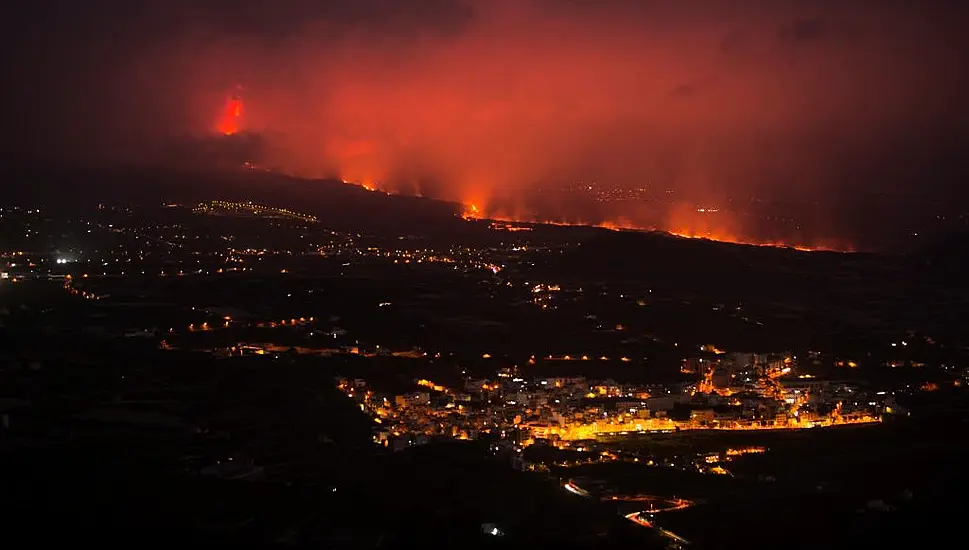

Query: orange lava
left=666, top=230, right=842, bottom=252
left=460, top=202, right=849, bottom=252
left=217, top=93, right=243, bottom=135
left=462, top=203, right=480, bottom=217
left=334, top=178, right=852, bottom=252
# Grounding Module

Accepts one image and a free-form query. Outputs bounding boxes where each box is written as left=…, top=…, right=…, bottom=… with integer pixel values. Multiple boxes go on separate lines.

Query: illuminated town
left=2, top=195, right=966, bottom=548
left=7, top=1, right=969, bottom=546
left=342, top=350, right=883, bottom=453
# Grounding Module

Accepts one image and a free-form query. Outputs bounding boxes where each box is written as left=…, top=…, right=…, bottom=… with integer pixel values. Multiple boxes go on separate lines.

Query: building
left=395, top=392, right=430, bottom=407
left=646, top=395, right=688, bottom=412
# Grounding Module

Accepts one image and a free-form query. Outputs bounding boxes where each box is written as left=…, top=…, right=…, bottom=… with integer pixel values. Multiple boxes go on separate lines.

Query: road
left=564, top=481, right=693, bottom=546
left=625, top=513, right=691, bottom=546
left=606, top=494, right=694, bottom=512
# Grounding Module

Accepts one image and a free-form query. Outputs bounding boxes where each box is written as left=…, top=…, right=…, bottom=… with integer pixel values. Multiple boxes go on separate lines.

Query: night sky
left=5, top=1, right=969, bottom=247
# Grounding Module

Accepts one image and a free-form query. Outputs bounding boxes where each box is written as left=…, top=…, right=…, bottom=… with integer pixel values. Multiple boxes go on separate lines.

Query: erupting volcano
left=208, top=87, right=848, bottom=252
left=147, top=1, right=965, bottom=254
left=217, top=88, right=244, bottom=136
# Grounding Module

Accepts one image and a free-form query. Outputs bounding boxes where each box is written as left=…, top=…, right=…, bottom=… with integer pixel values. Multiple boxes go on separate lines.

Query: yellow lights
left=725, top=447, right=766, bottom=456
left=416, top=379, right=447, bottom=393
left=202, top=200, right=318, bottom=223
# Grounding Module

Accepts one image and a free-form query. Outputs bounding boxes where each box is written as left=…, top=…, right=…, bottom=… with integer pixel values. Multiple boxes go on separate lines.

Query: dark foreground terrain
left=2, top=165, right=969, bottom=548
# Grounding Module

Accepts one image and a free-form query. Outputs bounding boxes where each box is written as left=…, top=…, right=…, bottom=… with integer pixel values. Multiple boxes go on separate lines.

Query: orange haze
left=9, top=1, right=968, bottom=251
left=459, top=199, right=850, bottom=252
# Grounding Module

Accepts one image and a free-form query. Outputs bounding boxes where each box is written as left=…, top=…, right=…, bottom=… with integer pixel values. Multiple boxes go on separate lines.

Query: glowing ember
left=461, top=203, right=480, bottom=219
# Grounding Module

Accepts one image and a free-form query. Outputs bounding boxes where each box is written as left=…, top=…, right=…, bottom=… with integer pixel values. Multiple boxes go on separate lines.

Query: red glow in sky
left=9, top=1, right=969, bottom=250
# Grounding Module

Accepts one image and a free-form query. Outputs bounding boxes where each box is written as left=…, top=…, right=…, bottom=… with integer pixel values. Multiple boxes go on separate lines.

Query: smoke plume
left=5, top=0, right=969, bottom=248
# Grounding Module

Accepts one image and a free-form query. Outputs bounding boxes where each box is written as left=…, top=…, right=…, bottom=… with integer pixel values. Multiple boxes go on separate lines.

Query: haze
left=6, top=0, right=969, bottom=249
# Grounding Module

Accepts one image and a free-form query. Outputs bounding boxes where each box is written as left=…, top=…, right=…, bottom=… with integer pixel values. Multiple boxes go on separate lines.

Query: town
left=2, top=197, right=967, bottom=548
left=342, top=349, right=885, bottom=456
left=8, top=3, right=969, bottom=545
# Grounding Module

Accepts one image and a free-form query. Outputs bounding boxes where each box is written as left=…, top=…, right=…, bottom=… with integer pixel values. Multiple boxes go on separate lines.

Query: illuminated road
left=607, top=495, right=694, bottom=512
left=625, top=511, right=654, bottom=528
left=625, top=512, right=691, bottom=546
left=564, top=481, right=692, bottom=545
left=564, top=482, right=693, bottom=512
left=613, top=493, right=693, bottom=546
left=563, top=481, right=591, bottom=497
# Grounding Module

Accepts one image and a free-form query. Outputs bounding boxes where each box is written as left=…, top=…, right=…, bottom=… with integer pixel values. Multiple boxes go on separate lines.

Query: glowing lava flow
left=665, top=230, right=843, bottom=253
left=459, top=205, right=847, bottom=252
left=218, top=91, right=244, bottom=135
left=336, top=179, right=850, bottom=252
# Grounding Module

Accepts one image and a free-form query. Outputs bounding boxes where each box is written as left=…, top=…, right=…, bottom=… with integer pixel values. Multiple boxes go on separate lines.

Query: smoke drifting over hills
left=5, top=1, right=969, bottom=248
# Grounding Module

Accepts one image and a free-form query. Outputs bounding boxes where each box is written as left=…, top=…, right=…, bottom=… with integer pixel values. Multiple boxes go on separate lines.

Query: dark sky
left=4, top=1, right=969, bottom=246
